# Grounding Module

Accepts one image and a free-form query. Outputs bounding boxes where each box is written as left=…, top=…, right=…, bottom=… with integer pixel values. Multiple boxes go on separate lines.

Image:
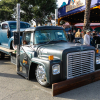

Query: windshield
left=34, top=30, right=67, bottom=44
left=9, top=23, right=30, bottom=29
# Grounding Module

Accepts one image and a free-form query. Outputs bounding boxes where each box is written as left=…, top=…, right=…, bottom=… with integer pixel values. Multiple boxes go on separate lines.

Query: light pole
left=16, top=3, right=20, bottom=72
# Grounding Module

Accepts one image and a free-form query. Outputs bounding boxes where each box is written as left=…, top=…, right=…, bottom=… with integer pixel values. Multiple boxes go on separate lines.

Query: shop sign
left=66, top=0, right=85, bottom=12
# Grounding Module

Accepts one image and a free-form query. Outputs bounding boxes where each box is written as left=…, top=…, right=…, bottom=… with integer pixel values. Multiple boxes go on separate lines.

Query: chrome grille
left=67, top=50, right=95, bottom=79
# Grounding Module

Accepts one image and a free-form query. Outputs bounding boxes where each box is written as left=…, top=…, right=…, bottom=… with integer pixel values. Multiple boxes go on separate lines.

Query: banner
left=66, top=0, right=85, bottom=12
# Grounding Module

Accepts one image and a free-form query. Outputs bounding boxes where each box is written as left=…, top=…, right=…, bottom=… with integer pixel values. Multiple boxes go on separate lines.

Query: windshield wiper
left=39, top=42, right=47, bottom=44
left=46, top=39, right=58, bottom=44
left=57, top=40, right=67, bottom=42
left=46, top=39, right=67, bottom=44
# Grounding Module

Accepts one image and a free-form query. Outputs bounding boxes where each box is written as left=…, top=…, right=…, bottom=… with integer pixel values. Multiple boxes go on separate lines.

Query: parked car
left=0, top=21, right=30, bottom=50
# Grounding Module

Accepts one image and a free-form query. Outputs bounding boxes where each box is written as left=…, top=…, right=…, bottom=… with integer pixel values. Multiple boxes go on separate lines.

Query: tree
left=0, top=0, right=15, bottom=21
left=0, top=0, right=57, bottom=25
left=18, top=0, right=57, bottom=25
left=83, top=0, right=91, bottom=37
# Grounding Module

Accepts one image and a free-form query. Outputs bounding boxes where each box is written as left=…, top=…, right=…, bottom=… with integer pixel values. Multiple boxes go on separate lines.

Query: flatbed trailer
left=0, top=46, right=15, bottom=55
left=0, top=46, right=16, bottom=65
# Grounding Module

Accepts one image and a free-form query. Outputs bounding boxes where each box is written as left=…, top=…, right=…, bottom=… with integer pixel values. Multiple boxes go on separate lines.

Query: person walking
left=83, top=29, right=91, bottom=46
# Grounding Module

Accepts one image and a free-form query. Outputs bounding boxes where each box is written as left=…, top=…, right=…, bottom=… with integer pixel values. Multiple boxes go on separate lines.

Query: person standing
left=83, top=30, right=91, bottom=46
left=72, top=30, right=76, bottom=37
left=68, top=31, right=73, bottom=42
left=75, top=29, right=82, bottom=38
left=72, top=30, right=76, bottom=42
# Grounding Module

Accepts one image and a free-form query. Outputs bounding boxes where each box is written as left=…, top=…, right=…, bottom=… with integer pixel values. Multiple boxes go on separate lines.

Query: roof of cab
left=25, top=26, right=64, bottom=32
left=1, top=21, right=29, bottom=24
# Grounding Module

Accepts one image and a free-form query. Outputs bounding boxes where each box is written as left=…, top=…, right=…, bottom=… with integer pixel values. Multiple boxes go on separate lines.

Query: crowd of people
left=66, top=29, right=100, bottom=47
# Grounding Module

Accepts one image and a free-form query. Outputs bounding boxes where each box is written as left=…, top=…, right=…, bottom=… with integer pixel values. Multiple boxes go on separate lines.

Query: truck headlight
left=52, top=64, right=60, bottom=75
left=96, top=57, right=100, bottom=64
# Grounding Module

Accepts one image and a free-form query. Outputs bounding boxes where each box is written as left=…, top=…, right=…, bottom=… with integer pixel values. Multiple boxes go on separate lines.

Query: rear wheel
left=35, top=65, right=50, bottom=87
left=0, top=52, right=5, bottom=59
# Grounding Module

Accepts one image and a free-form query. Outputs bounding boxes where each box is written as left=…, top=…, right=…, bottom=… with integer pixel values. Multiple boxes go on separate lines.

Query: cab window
left=2, top=24, right=8, bottom=29
left=23, top=32, right=33, bottom=45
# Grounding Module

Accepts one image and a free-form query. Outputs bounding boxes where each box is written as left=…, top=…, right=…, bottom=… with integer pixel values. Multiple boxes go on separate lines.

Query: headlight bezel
left=96, top=56, right=100, bottom=64
left=52, top=64, right=60, bottom=75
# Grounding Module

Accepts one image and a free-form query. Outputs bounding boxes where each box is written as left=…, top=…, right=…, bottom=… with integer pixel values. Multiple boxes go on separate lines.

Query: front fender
left=8, top=36, right=14, bottom=49
left=31, top=57, right=50, bottom=83
left=8, top=36, right=22, bottom=49
left=31, top=57, right=62, bottom=84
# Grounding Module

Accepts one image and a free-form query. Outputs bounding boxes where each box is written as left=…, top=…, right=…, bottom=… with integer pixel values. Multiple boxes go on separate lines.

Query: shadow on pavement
left=0, top=72, right=23, bottom=79
left=0, top=54, right=10, bottom=60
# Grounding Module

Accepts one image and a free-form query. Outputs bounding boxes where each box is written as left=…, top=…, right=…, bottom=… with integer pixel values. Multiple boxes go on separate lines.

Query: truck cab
left=0, top=21, right=30, bottom=50
left=18, top=26, right=100, bottom=87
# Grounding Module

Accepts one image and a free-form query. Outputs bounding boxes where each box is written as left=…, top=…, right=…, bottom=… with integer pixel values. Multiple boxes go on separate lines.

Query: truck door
left=0, top=23, right=9, bottom=46
left=20, top=32, right=33, bottom=78
left=20, top=46, right=30, bottom=77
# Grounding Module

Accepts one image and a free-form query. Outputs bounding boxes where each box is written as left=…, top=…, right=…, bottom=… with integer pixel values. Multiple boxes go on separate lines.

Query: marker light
left=48, top=55, right=54, bottom=60
left=96, top=49, right=99, bottom=53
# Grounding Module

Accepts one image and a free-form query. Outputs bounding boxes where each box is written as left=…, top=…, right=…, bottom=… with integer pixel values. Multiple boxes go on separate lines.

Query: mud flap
left=11, top=53, right=16, bottom=65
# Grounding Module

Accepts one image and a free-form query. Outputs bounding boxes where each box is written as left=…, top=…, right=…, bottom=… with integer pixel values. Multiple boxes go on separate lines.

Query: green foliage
left=19, top=0, right=57, bottom=25
left=0, top=0, right=15, bottom=21
left=0, top=0, right=57, bottom=25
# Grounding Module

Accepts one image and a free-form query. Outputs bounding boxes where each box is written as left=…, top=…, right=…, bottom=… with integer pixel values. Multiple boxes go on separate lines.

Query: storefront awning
left=58, top=0, right=100, bottom=24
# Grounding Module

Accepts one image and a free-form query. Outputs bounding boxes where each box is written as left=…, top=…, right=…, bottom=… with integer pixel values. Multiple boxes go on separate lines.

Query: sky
left=57, top=0, right=68, bottom=7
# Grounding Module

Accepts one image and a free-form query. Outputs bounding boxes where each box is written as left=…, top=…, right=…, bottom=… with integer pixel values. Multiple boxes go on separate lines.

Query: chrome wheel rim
left=35, top=65, right=47, bottom=85
left=12, top=41, right=17, bottom=50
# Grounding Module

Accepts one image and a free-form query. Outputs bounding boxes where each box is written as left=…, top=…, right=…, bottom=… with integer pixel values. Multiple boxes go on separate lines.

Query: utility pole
left=16, top=3, right=20, bottom=72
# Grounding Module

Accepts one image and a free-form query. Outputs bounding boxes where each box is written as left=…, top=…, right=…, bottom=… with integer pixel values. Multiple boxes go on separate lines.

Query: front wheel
left=35, top=65, right=50, bottom=87
left=12, top=41, right=17, bottom=50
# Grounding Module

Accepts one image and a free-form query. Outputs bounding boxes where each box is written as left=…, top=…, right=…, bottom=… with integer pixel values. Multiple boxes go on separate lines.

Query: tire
left=7, top=29, right=10, bottom=38
left=35, top=65, right=50, bottom=87
left=0, top=52, right=5, bottom=59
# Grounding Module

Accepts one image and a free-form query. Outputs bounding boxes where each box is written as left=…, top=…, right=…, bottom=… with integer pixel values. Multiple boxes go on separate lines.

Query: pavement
left=0, top=55, right=100, bottom=100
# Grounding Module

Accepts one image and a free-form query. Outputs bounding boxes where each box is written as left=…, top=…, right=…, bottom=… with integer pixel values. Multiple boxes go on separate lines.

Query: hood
left=37, top=42, right=95, bottom=60
left=11, top=28, right=27, bottom=32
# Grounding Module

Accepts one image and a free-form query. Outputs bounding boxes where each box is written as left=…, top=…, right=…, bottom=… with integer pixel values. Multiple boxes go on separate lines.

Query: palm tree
left=83, top=0, right=91, bottom=37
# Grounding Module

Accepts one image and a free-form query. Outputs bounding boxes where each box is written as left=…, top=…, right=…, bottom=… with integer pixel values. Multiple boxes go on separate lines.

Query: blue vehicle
left=0, top=21, right=30, bottom=50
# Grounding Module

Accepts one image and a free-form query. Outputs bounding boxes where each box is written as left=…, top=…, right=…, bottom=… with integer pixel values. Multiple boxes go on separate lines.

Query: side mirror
left=97, top=44, right=100, bottom=48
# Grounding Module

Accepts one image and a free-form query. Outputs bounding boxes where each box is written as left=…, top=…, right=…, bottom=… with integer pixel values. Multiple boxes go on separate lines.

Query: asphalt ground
left=0, top=55, right=100, bottom=100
